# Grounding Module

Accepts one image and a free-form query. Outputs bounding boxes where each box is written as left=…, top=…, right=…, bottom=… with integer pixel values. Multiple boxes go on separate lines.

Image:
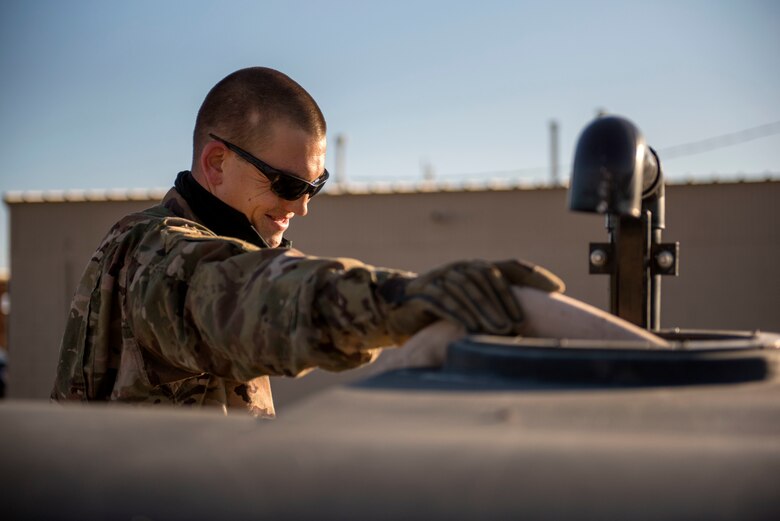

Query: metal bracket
left=588, top=243, right=613, bottom=274
left=651, top=242, right=680, bottom=276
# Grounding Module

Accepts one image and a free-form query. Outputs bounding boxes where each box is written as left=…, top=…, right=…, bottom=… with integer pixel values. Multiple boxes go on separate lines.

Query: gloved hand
left=377, top=259, right=564, bottom=342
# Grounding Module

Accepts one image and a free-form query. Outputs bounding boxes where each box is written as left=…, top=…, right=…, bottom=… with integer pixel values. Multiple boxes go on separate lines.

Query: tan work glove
left=377, top=259, right=564, bottom=342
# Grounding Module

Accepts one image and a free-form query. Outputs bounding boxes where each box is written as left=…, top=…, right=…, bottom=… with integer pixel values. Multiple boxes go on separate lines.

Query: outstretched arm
left=367, top=286, right=668, bottom=373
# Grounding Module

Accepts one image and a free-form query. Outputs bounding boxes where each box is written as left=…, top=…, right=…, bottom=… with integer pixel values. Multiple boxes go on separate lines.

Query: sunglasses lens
left=272, top=177, right=308, bottom=201
left=309, top=182, right=325, bottom=197
left=273, top=173, right=327, bottom=201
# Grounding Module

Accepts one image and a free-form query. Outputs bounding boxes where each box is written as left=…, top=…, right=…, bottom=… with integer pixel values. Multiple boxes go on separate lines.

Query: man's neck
left=174, top=171, right=289, bottom=249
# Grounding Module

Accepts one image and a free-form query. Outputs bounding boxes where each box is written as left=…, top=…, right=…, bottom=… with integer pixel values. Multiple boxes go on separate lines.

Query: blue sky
left=1, top=0, right=779, bottom=271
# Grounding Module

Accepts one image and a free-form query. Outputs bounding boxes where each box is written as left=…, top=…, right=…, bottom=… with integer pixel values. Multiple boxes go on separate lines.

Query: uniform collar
left=172, top=171, right=290, bottom=249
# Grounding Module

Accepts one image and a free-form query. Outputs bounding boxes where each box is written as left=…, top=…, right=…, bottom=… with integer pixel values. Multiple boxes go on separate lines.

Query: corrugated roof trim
left=665, top=173, right=780, bottom=185
left=4, top=188, right=169, bottom=204
left=4, top=173, right=778, bottom=203
left=326, top=177, right=554, bottom=195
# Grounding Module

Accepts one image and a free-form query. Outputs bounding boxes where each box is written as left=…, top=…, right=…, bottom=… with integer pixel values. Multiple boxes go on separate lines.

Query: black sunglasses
left=209, top=133, right=329, bottom=201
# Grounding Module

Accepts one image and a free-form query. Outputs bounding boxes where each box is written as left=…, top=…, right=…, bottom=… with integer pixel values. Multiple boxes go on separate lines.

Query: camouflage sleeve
left=127, top=219, right=409, bottom=382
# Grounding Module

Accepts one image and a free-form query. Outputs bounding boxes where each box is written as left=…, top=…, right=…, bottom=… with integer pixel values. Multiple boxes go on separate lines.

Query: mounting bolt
left=656, top=250, right=675, bottom=270
left=590, top=248, right=608, bottom=267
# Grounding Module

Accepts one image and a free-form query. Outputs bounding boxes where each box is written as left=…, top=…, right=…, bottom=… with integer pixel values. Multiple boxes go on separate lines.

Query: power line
left=455, top=120, right=780, bottom=179
left=658, top=120, right=780, bottom=159
left=349, top=120, right=780, bottom=183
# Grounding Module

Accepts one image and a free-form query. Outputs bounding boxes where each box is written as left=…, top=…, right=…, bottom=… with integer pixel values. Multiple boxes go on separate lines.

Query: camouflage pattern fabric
left=52, top=179, right=564, bottom=418
left=51, top=185, right=409, bottom=417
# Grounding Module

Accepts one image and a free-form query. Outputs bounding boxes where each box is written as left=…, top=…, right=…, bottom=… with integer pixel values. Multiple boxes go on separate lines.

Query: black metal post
left=570, top=116, right=679, bottom=331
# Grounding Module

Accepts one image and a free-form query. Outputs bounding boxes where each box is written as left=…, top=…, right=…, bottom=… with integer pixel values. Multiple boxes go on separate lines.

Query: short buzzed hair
left=192, top=67, right=326, bottom=163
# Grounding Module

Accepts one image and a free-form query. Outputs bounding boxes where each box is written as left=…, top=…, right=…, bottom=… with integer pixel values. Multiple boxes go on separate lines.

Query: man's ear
left=199, top=140, right=227, bottom=187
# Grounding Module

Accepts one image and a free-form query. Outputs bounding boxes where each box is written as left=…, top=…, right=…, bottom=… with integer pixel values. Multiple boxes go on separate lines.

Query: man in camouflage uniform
left=51, top=67, right=564, bottom=417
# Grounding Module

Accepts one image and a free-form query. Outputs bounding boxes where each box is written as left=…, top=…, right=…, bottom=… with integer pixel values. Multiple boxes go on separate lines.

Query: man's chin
left=262, top=232, right=283, bottom=248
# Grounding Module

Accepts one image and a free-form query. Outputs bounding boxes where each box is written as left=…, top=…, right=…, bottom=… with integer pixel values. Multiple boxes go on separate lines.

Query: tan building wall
left=0, top=275, right=8, bottom=350
left=5, top=180, right=780, bottom=403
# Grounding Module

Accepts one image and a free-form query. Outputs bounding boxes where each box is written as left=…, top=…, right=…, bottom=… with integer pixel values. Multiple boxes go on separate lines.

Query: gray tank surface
left=1, top=331, right=779, bottom=521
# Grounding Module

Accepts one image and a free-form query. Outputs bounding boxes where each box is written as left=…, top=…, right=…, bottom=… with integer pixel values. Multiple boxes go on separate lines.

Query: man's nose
left=284, top=194, right=309, bottom=216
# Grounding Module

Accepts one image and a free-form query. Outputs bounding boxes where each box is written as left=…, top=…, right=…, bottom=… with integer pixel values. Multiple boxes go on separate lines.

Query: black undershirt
left=174, top=170, right=290, bottom=249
